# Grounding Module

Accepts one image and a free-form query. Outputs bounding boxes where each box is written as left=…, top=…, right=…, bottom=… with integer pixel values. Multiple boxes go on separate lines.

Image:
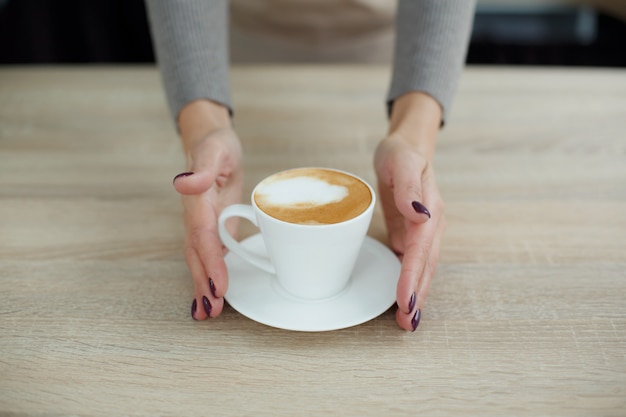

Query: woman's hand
left=374, top=92, right=446, bottom=332
left=173, top=100, right=243, bottom=320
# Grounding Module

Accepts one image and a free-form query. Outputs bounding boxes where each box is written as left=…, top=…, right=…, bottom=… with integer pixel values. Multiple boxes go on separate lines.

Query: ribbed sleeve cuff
left=387, top=0, right=475, bottom=123
left=146, top=0, right=232, bottom=127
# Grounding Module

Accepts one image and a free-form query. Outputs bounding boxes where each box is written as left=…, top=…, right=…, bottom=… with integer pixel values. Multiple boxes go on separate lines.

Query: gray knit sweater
left=146, top=0, right=475, bottom=124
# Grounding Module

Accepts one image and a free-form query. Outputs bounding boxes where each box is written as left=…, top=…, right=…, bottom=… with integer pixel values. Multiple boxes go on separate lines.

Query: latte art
left=254, top=168, right=372, bottom=225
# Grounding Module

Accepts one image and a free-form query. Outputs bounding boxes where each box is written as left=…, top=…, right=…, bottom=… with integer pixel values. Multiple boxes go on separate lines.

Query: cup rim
left=250, top=167, right=376, bottom=228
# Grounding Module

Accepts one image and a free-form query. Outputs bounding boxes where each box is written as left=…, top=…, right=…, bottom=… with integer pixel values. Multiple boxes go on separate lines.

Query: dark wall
left=1, top=0, right=624, bottom=66
left=0, top=0, right=154, bottom=63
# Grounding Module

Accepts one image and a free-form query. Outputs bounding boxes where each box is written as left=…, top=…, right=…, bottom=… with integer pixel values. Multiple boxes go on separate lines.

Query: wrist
left=178, top=99, right=232, bottom=150
left=387, top=91, right=442, bottom=160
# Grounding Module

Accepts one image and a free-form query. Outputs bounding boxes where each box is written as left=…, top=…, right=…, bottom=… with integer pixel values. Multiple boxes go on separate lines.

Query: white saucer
left=224, top=234, right=400, bottom=332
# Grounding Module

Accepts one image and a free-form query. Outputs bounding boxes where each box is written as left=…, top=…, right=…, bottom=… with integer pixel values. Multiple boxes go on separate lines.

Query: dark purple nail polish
left=173, top=172, right=193, bottom=184
left=191, top=298, right=198, bottom=320
left=411, top=201, right=431, bottom=218
left=408, top=292, right=416, bottom=312
left=209, top=278, right=217, bottom=298
left=202, top=296, right=212, bottom=317
left=411, top=309, right=421, bottom=332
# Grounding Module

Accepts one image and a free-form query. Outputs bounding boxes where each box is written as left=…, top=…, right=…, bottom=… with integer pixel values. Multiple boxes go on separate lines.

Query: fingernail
left=411, top=201, right=431, bottom=218
left=173, top=172, right=193, bottom=184
left=202, top=295, right=212, bottom=317
left=191, top=298, right=198, bottom=320
left=411, top=309, right=421, bottom=332
left=408, top=292, right=416, bottom=312
left=209, top=278, right=217, bottom=298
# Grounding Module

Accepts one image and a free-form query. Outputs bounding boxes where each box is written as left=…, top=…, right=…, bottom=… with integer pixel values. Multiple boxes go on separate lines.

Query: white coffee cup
left=218, top=167, right=375, bottom=300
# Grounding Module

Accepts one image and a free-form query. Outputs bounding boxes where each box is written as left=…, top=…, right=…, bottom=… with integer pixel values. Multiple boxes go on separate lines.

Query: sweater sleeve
left=145, top=0, right=231, bottom=125
left=388, top=0, right=476, bottom=123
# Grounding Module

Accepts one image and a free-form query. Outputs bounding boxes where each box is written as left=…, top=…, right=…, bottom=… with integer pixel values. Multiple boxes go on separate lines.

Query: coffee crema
left=254, top=168, right=372, bottom=225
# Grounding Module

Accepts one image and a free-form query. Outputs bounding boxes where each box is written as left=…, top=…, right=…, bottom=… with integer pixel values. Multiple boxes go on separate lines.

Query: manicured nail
left=209, top=278, right=217, bottom=298
left=411, top=309, right=421, bottom=332
left=408, top=292, right=416, bottom=312
left=202, top=296, right=212, bottom=317
left=411, top=201, right=431, bottom=218
left=173, top=172, right=193, bottom=184
left=191, top=298, right=198, bottom=320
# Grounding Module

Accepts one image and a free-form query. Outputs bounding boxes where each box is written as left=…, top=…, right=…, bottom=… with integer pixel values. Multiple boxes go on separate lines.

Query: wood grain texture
left=0, top=66, right=625, bottom=416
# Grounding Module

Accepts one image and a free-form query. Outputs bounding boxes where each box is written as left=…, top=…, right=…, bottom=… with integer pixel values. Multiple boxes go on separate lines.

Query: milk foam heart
left=255, top=176, right=348, bottom=206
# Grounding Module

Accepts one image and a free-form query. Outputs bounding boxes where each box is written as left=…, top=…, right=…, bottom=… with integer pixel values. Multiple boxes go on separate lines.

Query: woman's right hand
left=173, top=100, right=243, bottom=320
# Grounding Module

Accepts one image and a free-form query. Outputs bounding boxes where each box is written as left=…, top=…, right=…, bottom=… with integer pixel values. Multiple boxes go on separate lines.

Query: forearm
left=145, top=0, right=232, bottom=128
left=388, top=0, right=475, bottom=124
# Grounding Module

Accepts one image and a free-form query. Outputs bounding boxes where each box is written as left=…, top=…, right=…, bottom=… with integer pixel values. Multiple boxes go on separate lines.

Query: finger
left=395, top=218, right=435, bottom=316
left=173, top=170, right=217, bottom=195
left=395, top=213, right=445, bottom=331
left=395, top=170, right=443, bottom=310
left=411, top=176, right=445, bottom=311
left=185, top=246, right=213, bottom=320
left=195, top=223, right=229, bottom=304
left=395, top=307, right=421, bottom=332
left=415, top=215, right=446, bottom=310
left=394, top=220, right=444, bottom=331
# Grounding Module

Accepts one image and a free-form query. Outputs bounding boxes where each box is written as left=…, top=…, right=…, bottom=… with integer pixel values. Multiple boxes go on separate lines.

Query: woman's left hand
left=374, top=91, right=447, bottom=332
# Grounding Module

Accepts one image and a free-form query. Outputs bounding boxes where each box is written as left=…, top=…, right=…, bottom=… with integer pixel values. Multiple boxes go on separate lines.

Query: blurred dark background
left=0, top=0, right=625, bottom=66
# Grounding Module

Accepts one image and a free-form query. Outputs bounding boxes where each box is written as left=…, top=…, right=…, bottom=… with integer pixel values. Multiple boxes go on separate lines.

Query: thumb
left=172, top=146, right=222, bottom=196
left=390, top=155, right=431, bottom=224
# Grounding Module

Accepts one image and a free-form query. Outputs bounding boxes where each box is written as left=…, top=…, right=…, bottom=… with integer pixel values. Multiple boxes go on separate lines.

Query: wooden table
left=1, top=66, right=625, bottom=416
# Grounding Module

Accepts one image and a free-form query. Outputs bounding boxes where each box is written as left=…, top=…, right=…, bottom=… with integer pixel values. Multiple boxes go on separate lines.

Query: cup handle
left=218, top=204, right=276, bottom=274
